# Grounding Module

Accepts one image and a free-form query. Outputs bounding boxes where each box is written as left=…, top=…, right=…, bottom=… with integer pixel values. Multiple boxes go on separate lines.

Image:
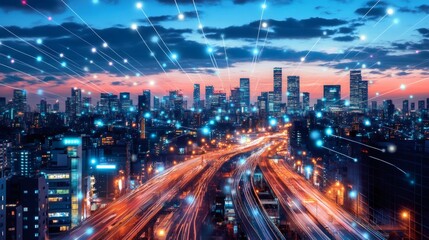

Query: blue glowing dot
left=36, top=56, right=42, bottom=62
left=151, top=36, right=159, bottom=43
left=37, top=89, right=43, bottom=95
left=91, top=159, right=96, bottom=165
left=92, top=0, right=99, bottom=4
left=316, top=112, right=322, bottom=118
left=171, top=53, right=178, bottom=60
left=310, top=130, right=321, bottom=140
left=175, top=122, right=181, bottom=129
left=215, top=116, right=221, bottom=121
left=209, top=120, right=215, bottom=125
left=61, top=62, right=67, bottom=67
left=269, top=118, right=277, bottom=126
left=36, top=38, right=43, bottom=45
left=325, top=127, right=334, bottom=136
left=207, top=47, right=213, bottom=53
left=349, top=190, right=357, bottom=199
left=316, top=140, right=323, bottom=147
left=162, top=63, right=167, bottom=68
left=253, top=48, right=258, bottom=55
left=202, top=127, right=210, bottom=135
left=144, top=112, right=151, bottom=118
left=86, top=228, right=94, bottom=235
left=186, top=195, right=195, bottom=204
left=364, top=120, right=371, bottom=126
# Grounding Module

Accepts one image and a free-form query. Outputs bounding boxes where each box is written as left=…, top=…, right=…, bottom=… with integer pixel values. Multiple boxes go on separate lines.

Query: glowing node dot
left=21, top=0, right=26, bottom=5
left=108, top=61, right=113, bottom=66
left=171, top=53, right=178, bottom=60
left=253, top=48, right=258, bottom=55
left=178, top=13, right=185, bottom=20
left=300, top=57, right=305, bottom=62
left=61, top=62, right=67, bottom=67
left=123, top=59, right=128, bottom=63
left=376, top=92, right=380, bottom=96
left=198, top=24, right=203, bottom=29
left=92, top=0, right=99, bottom=4
left=36, top=38, right=43, bottom=45
left=416, top=50, right=420, bottom=54
left=409, top=95, right=413, bottom=99
left=261, top=3, right=267, bottom=9
left=162, top=63, right=167, bottom=67
left=362, top=64, right=367, bottom=68
left=36, top=56, right=42, bottom=62
left=93, top=74, right=98, bottom=79
left=262, top=22, right=268, bottom=28
left=133, top=82, right=137, bottom=86
left=360, top=35, right=366, bottom=41
left=102, top=42, right=108, bottom=48
left=131, top=23, right=138, bottom=30
left=323, top=31, right=327, bottom=36
left=393, top=18, right=399, bottom=24
left=207, top=47, right=213, bottom=53
left=48, top=16, right=52, bottom=21
left=91, top=47, right=97, bottom=53
left=377, top=61, right=381, bottom=65
left=400, top=84, right=406, bottom=90
left=136, top=2, right=143, bottom=9
left=387, top=8, right=394, bottom=15
left=89, top=60, right=94, bottom=64
left=59, top=53, right=64, bottom=58
left=149, top=80, right=155, bottom=86
left=10, top=59, right=15, bottom=64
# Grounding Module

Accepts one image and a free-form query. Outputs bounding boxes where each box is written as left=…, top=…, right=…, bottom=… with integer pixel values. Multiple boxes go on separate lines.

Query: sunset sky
left=1, top=0, right=429, bottom=108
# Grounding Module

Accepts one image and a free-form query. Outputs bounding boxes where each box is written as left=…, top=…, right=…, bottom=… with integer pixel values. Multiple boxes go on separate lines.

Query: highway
left=260, top=142, right=386, bottom=240
left=231, top=144, right=286, bottom=240
left=60, top=135, right=272, bottom=240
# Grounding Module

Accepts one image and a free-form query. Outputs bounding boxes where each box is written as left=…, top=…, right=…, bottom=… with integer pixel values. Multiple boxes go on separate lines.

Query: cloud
left=156, top=0, right=219, bottom=5
left=204, top=17, right=348, bottom=40
left=417, top=28, right=429, bottom=38
left=354, top=1, right=388, bottom=19
left=233, top=0, right=293, bottom=5
left=399, top=4, right=429, bottom=14
left=0, top=0, right=67, bottom=13
left=333, top=36, right=357, bottom=42
left=144, top=11, right=198, bottom=24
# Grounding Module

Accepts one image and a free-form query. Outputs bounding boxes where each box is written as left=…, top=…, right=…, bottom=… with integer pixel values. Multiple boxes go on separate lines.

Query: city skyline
left=1, top=1, right=429, bottom=106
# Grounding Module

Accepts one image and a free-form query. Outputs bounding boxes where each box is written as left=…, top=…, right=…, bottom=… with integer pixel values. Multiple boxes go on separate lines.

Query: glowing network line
left=330, top=134, right=386, bottom=152
left=368, top=156, right=408, bottom=176
left=138, top=7, right=196, bottom=84
left=0, top=28, right=108, bottom=94
left=320, top=146, right=358, bottom=162
left=57, top=1, right=148, bottom=79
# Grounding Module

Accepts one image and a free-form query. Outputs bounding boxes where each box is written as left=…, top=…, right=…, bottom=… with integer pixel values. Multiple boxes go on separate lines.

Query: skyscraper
left=350, top=70, right=368, bottom=111
left=119, top=92, right=132, bottom=113
left=402, top=100, right=409, bottom=115
left=323, top=85, right=341, bottom=110
left=205, top=86, right=214, bottom=108
left=70, top=88, right=82, bottom=117
left=40, top=99, right=47, bottom=114
left=193, top=84, right=200, bottom=109
left=13, top=89, right=27, bottom=115
left=350, top=70, right=361, bottom=109
left=273, top=67, right=282, bottom=113
left=239, top=78, right=250, bottom=111
left=302, top=92, right=310, bottom=111
left=287, top=76, right=300, bottom=113
left=138, top=91, right=151, bottom=118
left=153, top=96, right=160, bottom=111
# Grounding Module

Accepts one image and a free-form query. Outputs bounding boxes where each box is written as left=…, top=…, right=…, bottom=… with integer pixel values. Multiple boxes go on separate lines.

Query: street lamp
left=401, top=211, right=411, bottom=239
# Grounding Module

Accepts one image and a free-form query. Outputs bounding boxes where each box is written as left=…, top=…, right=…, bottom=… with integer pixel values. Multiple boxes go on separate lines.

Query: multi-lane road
left=60, top=136, right=271, bottom=240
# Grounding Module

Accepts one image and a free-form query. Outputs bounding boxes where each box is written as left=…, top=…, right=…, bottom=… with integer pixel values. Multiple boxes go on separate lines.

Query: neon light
left=96, top=164, right=116, bottom=170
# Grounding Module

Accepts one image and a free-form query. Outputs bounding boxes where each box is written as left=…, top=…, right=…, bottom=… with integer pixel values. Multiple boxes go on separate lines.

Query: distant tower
left=287, top=76, right=300, bottom=113
left=239, top=78, right=250, bottom=111
left=193, top=84, right=201, bottom=109
left=273, top=67, right=282, bottom=113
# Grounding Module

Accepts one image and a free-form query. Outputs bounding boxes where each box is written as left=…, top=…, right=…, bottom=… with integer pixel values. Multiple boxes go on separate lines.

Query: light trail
left=320, top=146, right=358, bottom=162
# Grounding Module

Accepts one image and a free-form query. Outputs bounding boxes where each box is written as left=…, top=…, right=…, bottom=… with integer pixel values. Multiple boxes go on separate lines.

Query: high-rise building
left=193, top=84, right=200, bottom=109
left=46, top=136, right=85, bottom=234
left=230, top=87, right=241, bottom=113
left=383, top=100, right=395, bottom=119
left=287, top=76, right=300, bottom=113
left=13, top=89, right=27, bottom=115
left=153, top=96, right=160, bottom=111
left=70, top=88, right=82, bottom=118
left=138, top=91, right=151, bottom=118
left=6, top=176, right=48, bottom=240
left=323, top=85, right=341, bottom=110
left=411, top=102, right=415, bottom=112
left=371, top=101, right=377, bottom=111
left=302, top=92, right=310, bottom=111
left=9, top=146, right=37, bottom=177
left=239, top=78, right=250, bottom=111
left=350, top=70, right=368, bottom=111
left=205, top=86, right=214, bottom=109
left=39, top=99, right=47, bottom=115
left=82, top=97, right=92, bottom=114
left=273, top=67, right=282, bottom=113
left=53, top=100, right=60, bottom=113
left=359, top=80, right=368, bottom=110
left=418, top=100, right=425, bottom=112
left=402, top=100, right=409, bottom=115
